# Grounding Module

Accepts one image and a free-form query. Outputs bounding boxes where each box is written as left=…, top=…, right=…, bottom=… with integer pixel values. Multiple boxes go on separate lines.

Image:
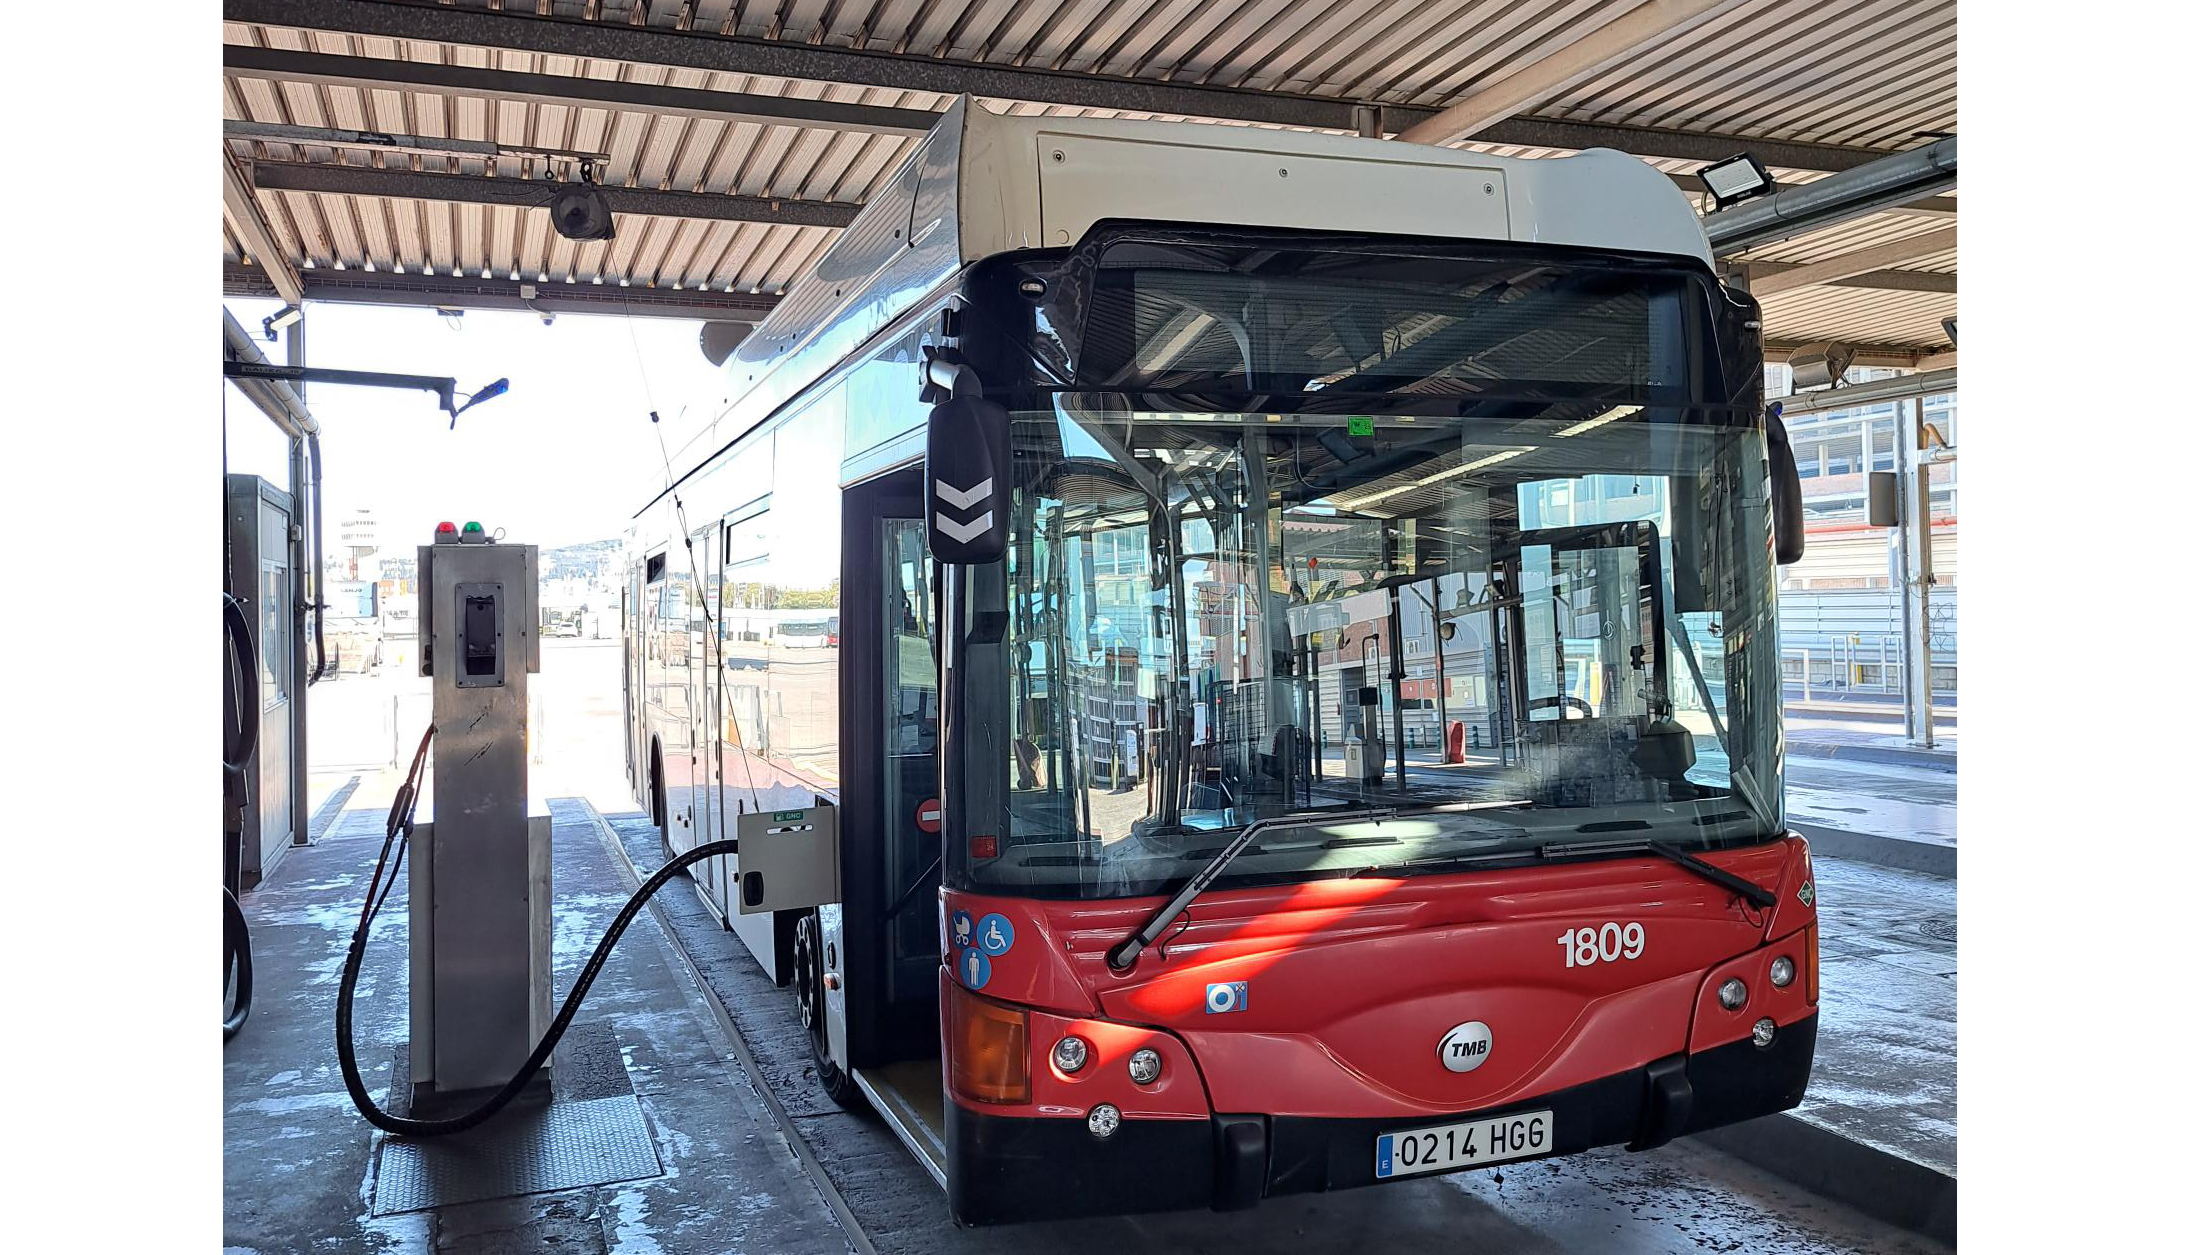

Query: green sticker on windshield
left=773, top=809, right=806, bottom=822
left=1347, top=416, right=1375, bottom=437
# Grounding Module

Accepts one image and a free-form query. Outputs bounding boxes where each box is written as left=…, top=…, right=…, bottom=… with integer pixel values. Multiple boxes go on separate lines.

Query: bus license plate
left=1374, top=1110, right=1553, bottom=1180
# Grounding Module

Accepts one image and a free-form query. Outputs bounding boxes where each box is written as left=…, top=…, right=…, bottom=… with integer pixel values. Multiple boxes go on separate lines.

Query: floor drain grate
left=372, top=1093, right=663, bottom=1215
left=1918, top=916, right=1957, bottom=943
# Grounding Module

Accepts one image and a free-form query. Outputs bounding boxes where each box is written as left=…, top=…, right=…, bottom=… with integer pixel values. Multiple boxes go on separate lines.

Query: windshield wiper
left=1106, top=812, right=1366, bottom=971
left=1104, top=801, right=1525, bottom=971
left=1539, top=837, right=1776, bottom=908
left=1646, top=841, right=1777, bottom=908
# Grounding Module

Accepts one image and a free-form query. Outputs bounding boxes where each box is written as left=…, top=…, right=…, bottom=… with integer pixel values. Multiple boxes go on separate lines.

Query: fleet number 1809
left=1560, top=922, right=1645, bottom=968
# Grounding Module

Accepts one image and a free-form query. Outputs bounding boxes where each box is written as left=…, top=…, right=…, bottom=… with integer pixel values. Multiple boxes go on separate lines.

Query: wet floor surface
left=222, top=786, right=847, bottom=1255
left=1802, top=857, right=1957, bottom=1175
left=1786, top=755, right=1956, bottom=848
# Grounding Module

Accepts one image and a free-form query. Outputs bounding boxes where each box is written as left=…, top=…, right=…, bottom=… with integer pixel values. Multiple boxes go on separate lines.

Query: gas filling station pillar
left=408, top=524, right=553, bottom=1107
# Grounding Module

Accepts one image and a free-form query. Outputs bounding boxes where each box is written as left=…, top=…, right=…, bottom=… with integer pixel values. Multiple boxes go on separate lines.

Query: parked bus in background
left=623, top=99, right=1815, bottom=1225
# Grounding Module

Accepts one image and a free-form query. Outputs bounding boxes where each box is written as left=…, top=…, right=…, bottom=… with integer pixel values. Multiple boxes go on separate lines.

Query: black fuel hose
left=224, top=887, right=255, bottom=1040
left=224, top=591, right=260, bottom=1040
left=334, top=724, right=739, bottom=1137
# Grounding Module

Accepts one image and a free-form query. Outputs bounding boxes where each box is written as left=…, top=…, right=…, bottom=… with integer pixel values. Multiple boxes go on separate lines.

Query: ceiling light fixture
left=1349, top=447, right=1534, bottom=509
left=1553, top=405, right=1643, bottom=438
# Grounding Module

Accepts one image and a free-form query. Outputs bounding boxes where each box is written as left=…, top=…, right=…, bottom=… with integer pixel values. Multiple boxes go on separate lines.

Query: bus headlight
left=1752, top=1018, right=1777, bottom=1049
left=1769, top=956, right=1796, bottom=988
left=1127, top=1047, right=1162, bottom=1085
left=1052, top=1035, right=1090, bottom=1075
left=1717, top=978, right=1748, bottom=1010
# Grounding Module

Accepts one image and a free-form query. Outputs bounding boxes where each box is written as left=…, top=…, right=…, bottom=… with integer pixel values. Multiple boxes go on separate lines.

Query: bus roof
left=662, top=97, right=1713, bottom=492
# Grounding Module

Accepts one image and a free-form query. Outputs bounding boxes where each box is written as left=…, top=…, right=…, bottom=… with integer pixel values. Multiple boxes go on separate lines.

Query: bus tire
left=648, top=740, right=669, bottom=853
left=794, top=909, right=863, bottom=1110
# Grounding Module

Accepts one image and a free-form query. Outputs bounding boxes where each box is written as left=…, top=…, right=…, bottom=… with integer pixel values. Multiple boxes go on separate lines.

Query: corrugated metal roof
left=1754, top=285, right=1955, bottom=349
left=221, top=0, right=1955, bottom=353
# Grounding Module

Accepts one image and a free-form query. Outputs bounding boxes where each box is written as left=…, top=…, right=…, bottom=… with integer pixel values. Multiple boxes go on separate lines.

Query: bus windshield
left=958, top=398, right=1782, bottom=898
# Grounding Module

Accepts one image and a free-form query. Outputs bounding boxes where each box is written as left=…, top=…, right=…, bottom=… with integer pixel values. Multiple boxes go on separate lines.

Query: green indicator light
left=462, top=521, right=484, bottom=534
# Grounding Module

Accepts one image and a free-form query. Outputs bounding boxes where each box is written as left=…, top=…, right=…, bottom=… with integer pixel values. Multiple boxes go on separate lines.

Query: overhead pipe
left=1706, top=137, right=1956, bottom=256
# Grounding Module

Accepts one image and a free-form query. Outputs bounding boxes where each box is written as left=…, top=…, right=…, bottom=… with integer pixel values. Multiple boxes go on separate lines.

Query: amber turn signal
left=947, top=984, right=1030, bottom=1104
left=1803, top=925, right=1820, bottom=1006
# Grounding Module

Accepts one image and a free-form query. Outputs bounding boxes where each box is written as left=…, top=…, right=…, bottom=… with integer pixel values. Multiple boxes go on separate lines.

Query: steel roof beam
left=223, top=151, right=303, bottom=306
left=222, top=0, right=1896, bottom=173
left=1667, top=172, right=1955, bottom=220
left=1396, top=0, right=1747, bottom=147
left=1741, top=264, right=1954, bottom=295
left=1707, top=137, right=1957, bottom=255
left=223, top=45, right=938, bottom=138
left=224, top=264, right=782, bottom=322
left=246, top=160, right=860, bottom=228
left=223, top=306, right=317, bottom=436
left=1748, top=227, right=1957, bottom=297
left=1763, top=341, right=1944, bottom=368
left=1771, top=367, right=1957, bottom=417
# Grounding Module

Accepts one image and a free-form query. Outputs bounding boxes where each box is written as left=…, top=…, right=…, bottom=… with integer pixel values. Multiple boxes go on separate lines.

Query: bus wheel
left=793, top=909, right=863, bottom=1109
left=649, top=742, right=669, bottom=856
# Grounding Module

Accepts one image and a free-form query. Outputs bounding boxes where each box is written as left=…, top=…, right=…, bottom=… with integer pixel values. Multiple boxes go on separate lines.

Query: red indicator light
left=435, top=521, right=457, bottom=535
left=969, top=835, right=999, bottom=860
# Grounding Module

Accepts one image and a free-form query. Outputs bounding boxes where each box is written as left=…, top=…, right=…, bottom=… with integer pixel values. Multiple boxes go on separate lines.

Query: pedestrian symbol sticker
left=977, top=913, right=1015, bottom=956
left=960, top=948, right=991, bottom=990
left=950, top=910, right=974, bottom=949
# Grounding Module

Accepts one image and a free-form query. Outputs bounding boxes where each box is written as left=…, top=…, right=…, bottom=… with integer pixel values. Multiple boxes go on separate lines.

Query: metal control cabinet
left=407, top=538, right=551, bottom=1099
left=224, top=474, right=302, bottom=889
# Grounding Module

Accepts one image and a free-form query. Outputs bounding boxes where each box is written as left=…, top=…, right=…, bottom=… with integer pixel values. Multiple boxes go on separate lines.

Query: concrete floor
left=1804, top=857, right=1958, bottom=1175
left=1786, top=756, right=1957, bottom=851
left=222, top=776, right=849, bottom=1254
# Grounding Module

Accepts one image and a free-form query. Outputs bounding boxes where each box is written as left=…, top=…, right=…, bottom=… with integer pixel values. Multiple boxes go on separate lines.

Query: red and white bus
left=625, top=99, right=1816, bottom=1225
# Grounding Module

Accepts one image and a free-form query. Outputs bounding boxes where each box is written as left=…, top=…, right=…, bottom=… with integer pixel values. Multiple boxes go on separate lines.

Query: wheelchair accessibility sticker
left=977, top=913, right=1015, bottom=956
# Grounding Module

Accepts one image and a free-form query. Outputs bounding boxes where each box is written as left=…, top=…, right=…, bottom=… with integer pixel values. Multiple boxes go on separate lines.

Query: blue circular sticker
left=958, top=947, right=992, bottom=990
left=977, top=913, right=1015, bottom=956
left=949, top=910, right=975, bottom=950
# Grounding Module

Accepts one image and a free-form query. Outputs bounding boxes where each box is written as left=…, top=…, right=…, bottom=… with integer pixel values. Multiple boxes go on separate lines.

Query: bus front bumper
left=946, top=1012, right=1814, bottom=1226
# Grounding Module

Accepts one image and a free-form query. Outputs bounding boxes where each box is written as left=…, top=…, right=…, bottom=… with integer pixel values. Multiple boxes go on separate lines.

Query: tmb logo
left=1439, top=1021, right=1494, bottom=1073
left=1205, top=981, right=1248, bottom=1014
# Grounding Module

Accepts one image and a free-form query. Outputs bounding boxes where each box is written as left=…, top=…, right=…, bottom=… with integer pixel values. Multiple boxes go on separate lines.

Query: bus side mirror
left=1765, top=406, right=1805, bottom=565
left=926, top=393, right=1010, bottom=564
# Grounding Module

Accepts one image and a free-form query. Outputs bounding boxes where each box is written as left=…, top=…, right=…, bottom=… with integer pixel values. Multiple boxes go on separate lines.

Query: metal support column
left=1892, top=395, right=1936, bottom=748
left=285, top=317, right=312, bottom=845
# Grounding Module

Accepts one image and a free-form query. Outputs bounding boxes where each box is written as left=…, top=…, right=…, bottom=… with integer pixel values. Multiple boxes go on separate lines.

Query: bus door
left=878, top=515, right=942, bottom=1013
left=839, top=470, right=945, bottom=1073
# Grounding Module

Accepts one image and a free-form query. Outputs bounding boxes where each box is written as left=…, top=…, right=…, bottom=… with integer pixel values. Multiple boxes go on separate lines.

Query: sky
left=223, top=297, right=734, bottom=553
